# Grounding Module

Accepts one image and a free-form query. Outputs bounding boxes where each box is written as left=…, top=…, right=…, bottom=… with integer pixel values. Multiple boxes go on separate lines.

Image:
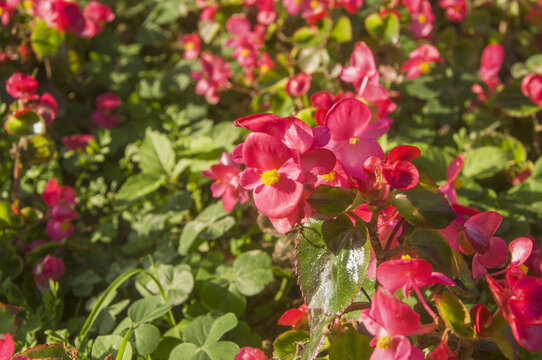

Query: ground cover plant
left=1, top=0, right=542, bottom=359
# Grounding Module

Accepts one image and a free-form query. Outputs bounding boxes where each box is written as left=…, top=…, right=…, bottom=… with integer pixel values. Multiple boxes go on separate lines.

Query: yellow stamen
left=519, top=264, right=529, bottom=274
left=261, top=169, right=280, bottom=185
left=453, top=177, right=462, bottom=189
left=60, top=222, right=70, bottom=231
left=419, top=62, right=431, bottom=74
left=184, top=42, right=195, bottom=51
left=401, top=254, right=412, bottom=260
left=0, top=8, right=4, bottom=16
left=240, top=49, right=250, bottom=57
left=349, top=137, right=360, bottom=145
left=376, top=336, right=394, bottom=349
left=418, top=14, right=426, bottom=24
left=260, top=64, right=270, bottom=73
left=310, top=0, right=319, bottom=8
left=23, top=0, right=33, bottom=9
left=321, top=171, right=335, bottom=182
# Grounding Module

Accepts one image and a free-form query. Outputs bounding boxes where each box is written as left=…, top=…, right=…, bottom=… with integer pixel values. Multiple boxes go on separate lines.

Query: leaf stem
left=367, top=210, right=384, bottom=263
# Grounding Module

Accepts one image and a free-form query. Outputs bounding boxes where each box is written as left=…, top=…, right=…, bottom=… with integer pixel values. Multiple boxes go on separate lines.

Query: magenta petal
left=510, top=237, right=534, bottom=267
left=464, top=211, right=503, bottom=254
left=382, top=161, right=420, bottom=190
left=377, top=259, right=433, bottom=295
left=387, top=145, right=421, bottom=162
left=325, top=98, right=372, bottom=140
left=221, top=187, right=238, bottom=212
left=447, top=154, right=465, bottom=181
left=0, top=333, right=14, bottom=360
left=428, top=272, right=456, bottom=287
left=226, top=15, right=251, bottom=35
left=253, top=177, right=303, bottom=218
left=328, top=138, right=384, bottom=180
left=282, top=117, right=314, bottom=153
left=509, top=276, right=542, bottom=325
left=269, top=208, right=302, bottom=234
left=472, top=255, right=488, bottom=280
left=234, top=113, right=285, bottom=138
left=510, top=318, right=542, bottom=352
left=211, top=181, right=227, bottom=198
left=477, top=236, right=508, bottom=268
left=42, top=178, right=60, bottom=206
left=311, top=126, right=331, bottom=148
left=239, top=168, right=262, bottom=190
left=360, top=118, right=392, bottom=139
left=232, top=143, right=244, bottom=164
left=242, top=132, right=292, bottom=170
left=301, top=149, right=336, bottom=176
left=310, top=91, right=334, bottom=109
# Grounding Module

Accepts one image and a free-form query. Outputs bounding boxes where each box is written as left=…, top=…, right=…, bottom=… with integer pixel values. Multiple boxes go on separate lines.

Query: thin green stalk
left=116, top=322, right=134, bottom=360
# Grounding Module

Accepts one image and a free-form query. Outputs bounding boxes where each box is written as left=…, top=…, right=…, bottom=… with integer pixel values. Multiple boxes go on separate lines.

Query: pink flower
left=33, top=255, right=65, bottom=291
left=409, top=0, right=435, bottom=39
left=428, top=342, right=458, bottom=360
left=202, top=152, right=249, bottom=212
left=282, top=0, right=328, bottom=20
left=285, top=73, right=311, bottom=97
left=255, top=0, right=276, bottom=25
left=225, top=16, right=264, bottom=69
left=440, top=153, right=464, bottom=204
left=0, top=332, right=15, bottom=360
left=6, top=73, right=38, bottom=99
left=377, top=256, right=455, bottom=299
left=361, top=288, right=433, bottom=360
left=55, top=0, right=86, bottom=35
left=91, top=112, right=120, bottom=129
left=239, top=133, right=303, bottom=219
left=310, top=91, right=353, bottom=126
left=402, top=0, right=421, bottom=12
left=277, top=304, right=308, bottom=329
left=461, top=211, right=502, bottom=254
left=96, top=92, right=121, bottom=112
left=62, top=134, right=95, bottom=151
left=324, top=98, right=389, bottom=180
left=439, top=0, right=467, bottom=22
left=36, top=93, right=58, bottom=127
left=0, top=0, right=20, bottom=25
left=521, top=73, right=542, bottom=107
left=479, top=44, right=504, bottom=87
left=340, top=42, right=379, bottom=93
left=81, top=0, right=114, bottom=37
left=179, top=34, right=201, bottom=60
left=401, top=44, right=441, bottom=79
left=200, top=4, right=217, bottom=20
left=191, top=52, right=232, bottom=104
left=234, top=347, right=268, bottom=360
left=41, top=178, right=76, bottom=208
left=472, top=236, right=509, bottom=279
left=46, top=219, right=74, bottom=242
left=338, top=0, right=363, bottom=14
left=364, top=145, right=421, bottom=191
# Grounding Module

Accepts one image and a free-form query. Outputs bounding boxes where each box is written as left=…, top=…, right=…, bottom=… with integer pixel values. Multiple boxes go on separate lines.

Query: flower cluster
left=32, top=254, right=65, bottom=291
left=41, top=178, right=78, bottom=242
left=91, top=92, right=121, bottom=129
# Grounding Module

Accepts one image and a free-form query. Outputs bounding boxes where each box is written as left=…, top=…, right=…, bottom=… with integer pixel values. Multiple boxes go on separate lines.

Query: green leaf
left=203, top=342, right=240, bottom=360
left=300, top=309, right=335, bottom=360
left=0, top=202, right=14, bottom=228
left=232, top=250, right=273, bottom=296
left=307, top=185, right=355, bottom=216
left=203, top=313, right=238, bottom=346
left=115, top=173, right=163, bottom=202
left=462, top=146, right=509, bottom=179
left=127, top=296, right=172, bottom=324
left=499, top=80, right=540, bottom=118
left=134, top=324, right=160, bottom=356
left=31, top=20, right=64, bottom=59
left=4, top=110, right=45, bottom=136
left=329, top=328, right=372, bottom=360
left=492, top=329, right=516, bottom=360
left=298, top=48, right=325, bottom=74
left=20, top=135, right=57, bottom=165
left=273, top=330, right=310, bottom=358
left=92, top=334, right=132, bottom=360
left=296, top=219, right=370, bottom=315
left=434, top=293, right=475, bottom=338
left=410, top=229, right=453, bottom=277
left=526, top=54, right=542, bottom=74
left=365, top=12, right=399, bottom=43
left=168, top=343, right=199, bottom=360
left=293, top=27, right=319, bottom=48
left=330, top=16, right=352, bottom=43
left=16, top=343, right=78, bottom=360
left=138, top=264, right=194, bottom=305
left=451, top=250, right=478, bottom=298
left=392, top=172, right=456, bottom=229
left=139, top=129, right=176, bottom=175
left=200, top=279, right=246, bottom=317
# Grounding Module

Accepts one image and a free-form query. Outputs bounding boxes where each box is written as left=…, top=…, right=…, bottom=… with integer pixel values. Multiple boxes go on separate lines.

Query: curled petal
left=510, top=237, right=534, bottom=268
left=509, top=276, right=542, bottom=325
left=387, top=145, right=421, bottom=162
left=464, top=211, right=503, bottom=254
left=382, top=161, right=419, bottom=190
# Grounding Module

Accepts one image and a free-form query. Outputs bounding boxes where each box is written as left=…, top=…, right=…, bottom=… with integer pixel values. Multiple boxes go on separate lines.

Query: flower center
left=310, top=0, right=319, bottom=8
left=23, top=0, right=33, bottom=9
left=401, top=254, right=412, bottom=260
left=184, top=42, right=195, bottom=51
left=419, top=62, right=431, bottom=74
left=453, top=177, right=462, bottom=189
left=261, top=169, right=280, bottom=185
left=321, top=171, right=335, bottom=182
left=241, top=48, right=250, bottom=57
left=376, top=336, right=394, bottom=349
left=60, top=222, right=70, bottom=232
left=349, top=137, right=360, bottom=145
left=418, top=14, right=426, bottom=24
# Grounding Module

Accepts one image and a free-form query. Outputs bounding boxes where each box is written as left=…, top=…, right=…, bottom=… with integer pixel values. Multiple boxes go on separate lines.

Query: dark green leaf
left=273, top=330, right=310, bottom=358
left=499, top=81, right=540, bottom=118
left=434, top=293, right=475, bottom=338
left=307, top=185, right=355, bottom=216
left=329, top=328, right=372, bottom=360
left=410, top=229, right=453, bottom=277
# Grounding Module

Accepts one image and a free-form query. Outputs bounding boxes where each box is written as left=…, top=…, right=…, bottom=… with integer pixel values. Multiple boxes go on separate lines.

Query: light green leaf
left=31, top=20, right=64, bottom=59
left=329, top=328, right=372, bottom=360
left=330, top=16, right=352, bottom=43
left=115, top=173, right=163, bottom=202
left=134, top=324, right=160, bottom=356
left=232, top=250, right=273, bottom=296
left=127, top=296, right=172, bottom=324
left=139, top=129, right=176, bottom=175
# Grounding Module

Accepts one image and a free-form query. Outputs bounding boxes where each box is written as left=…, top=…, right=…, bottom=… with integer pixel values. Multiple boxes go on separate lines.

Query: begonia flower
left=472, top=236, right=509, bottom=279
left=428, top=342, right=458, bottom=360
left=179, top=33, right=201, bottom=60
left=364, top=145, right=421, bottom=191
left=46, top=219, right=74, bottom=242
left=191, top=52, right=232, bottom=104
left=285, top=73, right=311, bottom=97
left=409, top=0, right=435, bottom=39
left=202, top=152, right=249, bottom=212
left=338, top=0, right=363, bottom=14
left=55, top=0, right=86, bottom=35
left=96, top=92, right=121, bottom=112
left=324, top=98, right=389, bottom=180
left=41, top=178, right=76, bottom=207
left=62, top=134, right=96, bottom=151
left=521, top=73, right=542, bottom=107
left=479, top=44, right=504, bottom=87
left=462, top=211, right=502, bottom=254
left=225, top=16, right=263, bottom=69
left=200, top=4, right=217, bottom=20
left=36, top=93, right=58, bottom=127
left=6, top=73, right=38, bottom=99
left=81, top=0, right=114, bottom=37
left=277, top=304, right=308, bottom=329
left=310, top=91, right=353, bottom=126
left=234, top=347, right=268, bottom=360
left=91, top=112, right=120, bottom=129
left=361, top=288, right=433, bottom=360
left=440, top=153, right=464, bottom=205
left=439, top=0, right=467, bottom=22
left=255, top=0, right=276, bottom=24
left=0, top=332, right=15, bottom=360
left=470, top=304, right=492, bottom=338
left=33, top=255, right=65, bottom=291
left=0, top=0, right=20, bottom=25
left=401, top=44, right=441, bottom=79
left=340, top=42, right=379, bottom=93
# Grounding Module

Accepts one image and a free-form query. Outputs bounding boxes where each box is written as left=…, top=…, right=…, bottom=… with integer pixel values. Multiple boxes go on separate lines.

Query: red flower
left=0, top=0, right=20, bottom=25
left=36, top=93, right=58, bottom=127
left=439, top=0, right=467, bottom=22
left=55, top=0, right=86, bottom=35
left=6, top=73, right=38, bottom=99
left=191, top=52, right=232, bottom=104
left=33, top=255, right=65, bottom=291
left=310, top=91, right=352, bottom=126
left=42, top=178, right=76, bottom=208
left=521, top=73, right=542, bottom=107
left=340, top=42, right=379, bottom=93
left=0, top=333, right=15, bottom=360
left=234, top=347, right=268, bottom=360
left=179, top=34, right=201, bottom=60
left=470, top=304, right=492, bottom=337
left=462, top=211, right=502, bottom=254
left=277, top=304, right=308, bottom=329
left=285, top=73, right=311, bottom=97
left=62, top=134, right=96, bottom=151
left=361, top=288, right=433, bottom=360
left=428, top=342, right=458, bottom=360
left=479, top=44, right=504, bottom=87
left=92, top=92, right=121, bottom=129
left=401, top=44, right=441, bottom=79
left=472, top=236, right=509, bottom=279
left=202, top=152, right=249, bottom=212
left=81, top=0, right=114, bottom=37
left=409, top=0, right=435, bottom=39
left=46, top=219, right=74, bottom=242
left=440, top=153, right=464, bottom=204
left=364, top=145, right=421, bottom=191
